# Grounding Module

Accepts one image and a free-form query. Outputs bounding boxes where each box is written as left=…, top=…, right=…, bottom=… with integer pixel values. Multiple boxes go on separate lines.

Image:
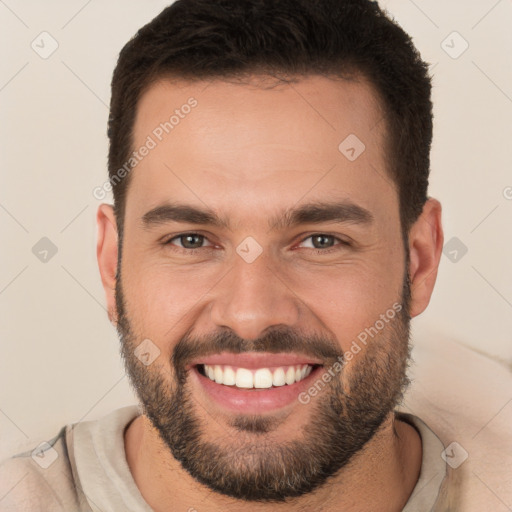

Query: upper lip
left=188, top=352, right=323, bottom=370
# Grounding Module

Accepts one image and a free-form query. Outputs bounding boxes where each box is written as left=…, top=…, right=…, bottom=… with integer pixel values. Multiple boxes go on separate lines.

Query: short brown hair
left=108, top=0, right=433, bottom=239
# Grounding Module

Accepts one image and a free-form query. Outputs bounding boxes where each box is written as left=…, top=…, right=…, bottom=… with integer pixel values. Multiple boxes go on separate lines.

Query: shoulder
left=402, top=330, right=512, bottom=511
left=0, top=425, right=88, bottom=512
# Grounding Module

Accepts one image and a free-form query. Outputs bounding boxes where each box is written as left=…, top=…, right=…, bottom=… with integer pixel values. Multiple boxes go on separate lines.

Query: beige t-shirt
left=0, top=405, right=449, bottom=511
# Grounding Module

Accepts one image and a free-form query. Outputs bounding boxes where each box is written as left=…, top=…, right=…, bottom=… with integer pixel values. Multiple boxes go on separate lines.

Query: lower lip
left=191, top=365, right=322, bottom=414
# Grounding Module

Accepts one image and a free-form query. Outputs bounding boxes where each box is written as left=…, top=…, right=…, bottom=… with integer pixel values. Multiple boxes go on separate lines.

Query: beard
left=116, top=268, right=412, bottom=503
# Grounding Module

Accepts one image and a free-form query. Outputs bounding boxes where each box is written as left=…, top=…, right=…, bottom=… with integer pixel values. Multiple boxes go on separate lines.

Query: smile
left=189, top=352, right=324, bottom=414
left=199, top=364, right=314, bottom=389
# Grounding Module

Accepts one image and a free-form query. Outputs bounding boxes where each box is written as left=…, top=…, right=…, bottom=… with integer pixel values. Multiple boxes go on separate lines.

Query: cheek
left=284, top=256, right=404, bottom=353
left=120, top=250, right=217, bottom=338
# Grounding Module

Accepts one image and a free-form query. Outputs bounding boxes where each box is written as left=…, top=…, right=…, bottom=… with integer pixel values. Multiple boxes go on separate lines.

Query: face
left=114, top=75, right=413, bottom=501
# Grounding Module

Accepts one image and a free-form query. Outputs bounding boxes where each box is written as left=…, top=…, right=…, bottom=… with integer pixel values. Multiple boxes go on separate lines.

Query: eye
left=164, top=233, right=214, bottom=251
left=162, top=232, right=350, bottom=255
left=297, top=234, right=351, bottom=253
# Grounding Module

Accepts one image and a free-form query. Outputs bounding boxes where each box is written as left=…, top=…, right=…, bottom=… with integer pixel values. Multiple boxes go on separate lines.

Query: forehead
left=127, top=75, right=397, bottom=228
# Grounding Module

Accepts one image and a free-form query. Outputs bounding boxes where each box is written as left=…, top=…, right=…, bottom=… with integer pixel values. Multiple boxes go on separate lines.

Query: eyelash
left=163, top=233, right=351, bottom=255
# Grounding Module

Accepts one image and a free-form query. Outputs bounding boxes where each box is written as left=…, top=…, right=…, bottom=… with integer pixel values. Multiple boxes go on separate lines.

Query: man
left=0, top=0, right=455, bottom=510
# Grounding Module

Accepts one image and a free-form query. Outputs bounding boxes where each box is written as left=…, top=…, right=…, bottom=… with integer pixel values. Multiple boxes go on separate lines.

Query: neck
left=125, top=411, right=421, bottom=512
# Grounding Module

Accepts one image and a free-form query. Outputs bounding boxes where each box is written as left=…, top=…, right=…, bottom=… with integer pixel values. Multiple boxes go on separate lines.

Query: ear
left=96, top=204, right=119, bottom=325
left=408, top=198, right=444, bottom=318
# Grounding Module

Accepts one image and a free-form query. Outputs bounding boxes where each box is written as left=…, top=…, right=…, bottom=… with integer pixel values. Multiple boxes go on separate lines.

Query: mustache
left=172, top=325, right=344, bottom=374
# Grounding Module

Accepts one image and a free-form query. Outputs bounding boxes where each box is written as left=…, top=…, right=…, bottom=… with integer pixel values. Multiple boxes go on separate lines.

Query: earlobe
left=408, top=198, right=444, bottom=318
left=96, top=204, right=119, bottom=324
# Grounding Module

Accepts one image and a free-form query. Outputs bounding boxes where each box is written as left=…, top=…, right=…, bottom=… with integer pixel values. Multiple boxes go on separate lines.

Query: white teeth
left=272, top=367, right=286, bottom=387
left=202, top=364, right=314, bottom=388
left=254, top=368, right=273, bottom=389
left=285, top=366, right=296, bottom=385
left=223, top=366, right=236, bottom=386
left=235, top=368, right=254, bottom=388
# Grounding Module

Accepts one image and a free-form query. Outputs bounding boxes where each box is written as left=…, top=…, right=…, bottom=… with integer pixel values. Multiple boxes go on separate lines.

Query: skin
left=97, top=75, right=443, bottom=511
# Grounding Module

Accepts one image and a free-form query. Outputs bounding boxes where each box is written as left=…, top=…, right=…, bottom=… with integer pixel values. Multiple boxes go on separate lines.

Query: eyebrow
left=141, top=200, right=373, bottom=231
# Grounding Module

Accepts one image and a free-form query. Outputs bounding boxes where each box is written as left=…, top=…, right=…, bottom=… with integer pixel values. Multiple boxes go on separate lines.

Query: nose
left=208, top=247, right=301, bottom=341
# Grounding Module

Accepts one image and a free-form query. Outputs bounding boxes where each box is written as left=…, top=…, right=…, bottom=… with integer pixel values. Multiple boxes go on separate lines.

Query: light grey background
left=1, top=0, right=511, bottom=463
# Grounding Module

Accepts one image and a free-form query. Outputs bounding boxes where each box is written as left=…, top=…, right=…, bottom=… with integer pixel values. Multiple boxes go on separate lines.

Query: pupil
left=184, top=234, right=202, bottom=248
left=314, top=235, right=332, bottom=249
